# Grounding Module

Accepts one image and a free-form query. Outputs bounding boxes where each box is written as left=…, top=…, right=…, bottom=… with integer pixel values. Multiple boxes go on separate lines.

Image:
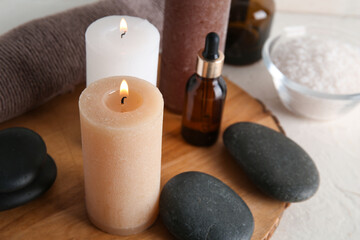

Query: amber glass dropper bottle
left=181, top=32, right=227, bottom=147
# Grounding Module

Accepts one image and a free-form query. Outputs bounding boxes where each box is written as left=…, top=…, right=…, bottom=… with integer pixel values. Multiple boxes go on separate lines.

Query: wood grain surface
left=0, top=80, right=288, bottom=240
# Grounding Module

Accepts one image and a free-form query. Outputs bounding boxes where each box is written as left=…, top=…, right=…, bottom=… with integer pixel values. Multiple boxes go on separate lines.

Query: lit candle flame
left=120, top=79, right=129, bottom=104
left=120, top=18, right=127, bottom=38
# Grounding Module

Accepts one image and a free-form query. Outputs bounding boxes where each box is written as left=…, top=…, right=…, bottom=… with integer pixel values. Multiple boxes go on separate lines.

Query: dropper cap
left=196, top=32, right=224, bottom=78
left=203, top=32, right=220, bottom=60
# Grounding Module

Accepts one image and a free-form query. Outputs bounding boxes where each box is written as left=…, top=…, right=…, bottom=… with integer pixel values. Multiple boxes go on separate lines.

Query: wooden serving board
left=0, top=79, right=288, bottom=240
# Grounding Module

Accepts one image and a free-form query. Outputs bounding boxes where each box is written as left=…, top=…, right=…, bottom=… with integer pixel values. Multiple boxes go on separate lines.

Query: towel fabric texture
left=0, top=0, right=164, bottom=123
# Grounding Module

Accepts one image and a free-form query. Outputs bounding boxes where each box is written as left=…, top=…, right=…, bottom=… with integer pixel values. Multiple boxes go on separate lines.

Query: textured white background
left=0, top=0, right=359, bottom=239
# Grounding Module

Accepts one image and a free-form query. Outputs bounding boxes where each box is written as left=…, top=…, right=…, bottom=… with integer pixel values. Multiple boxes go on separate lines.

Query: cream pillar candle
left=86, top=16, right=160, bottom=86
left=79, top=76, right=164, bottom=235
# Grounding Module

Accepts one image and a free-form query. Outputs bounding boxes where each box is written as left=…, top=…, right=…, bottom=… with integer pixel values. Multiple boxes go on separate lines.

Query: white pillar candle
left=85, top=16, right=160, bottom=86
left=79, top=76, right=164, bottom=235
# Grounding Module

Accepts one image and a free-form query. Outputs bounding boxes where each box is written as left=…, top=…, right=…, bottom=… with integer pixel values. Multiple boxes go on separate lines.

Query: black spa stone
left=0, top=155, right=57, bottom=211
left=223, top=122, right=320, bottom=202
left=0, top=127, right=47, bottom=193
left=160, top=171, right=254, bottom=240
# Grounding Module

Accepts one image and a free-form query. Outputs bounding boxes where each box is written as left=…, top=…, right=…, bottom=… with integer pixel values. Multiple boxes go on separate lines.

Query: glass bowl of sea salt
left=262, top=25, right=360, bottom=120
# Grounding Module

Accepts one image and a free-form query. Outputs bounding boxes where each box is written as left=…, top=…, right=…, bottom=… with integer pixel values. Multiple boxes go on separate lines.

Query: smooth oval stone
left=223, top=122, right=320, bottom=202
left=0, top=155, right=57, bottom=211
left=0, top=127, right=47, bottom=193
left=160, top=171, right=254, bottom=240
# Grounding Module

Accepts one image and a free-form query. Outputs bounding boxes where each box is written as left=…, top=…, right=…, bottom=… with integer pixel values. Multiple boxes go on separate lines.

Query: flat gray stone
left=0, top=155, right=57, bottom=211
left=223, top=122, right=320, bottom=202
left=0, top=127, right=47, bottom=193
left=160, top=171, right=254, bottom=240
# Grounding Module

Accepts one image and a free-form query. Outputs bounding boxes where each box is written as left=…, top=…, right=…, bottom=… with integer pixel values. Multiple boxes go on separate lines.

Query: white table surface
left=0, top=1, right=359, bottom=239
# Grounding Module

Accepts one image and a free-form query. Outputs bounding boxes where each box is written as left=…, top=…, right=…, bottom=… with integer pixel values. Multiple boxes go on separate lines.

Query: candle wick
left=121, top=31, right=127, bottom=38
left=121, top=96, right=127, bottom=104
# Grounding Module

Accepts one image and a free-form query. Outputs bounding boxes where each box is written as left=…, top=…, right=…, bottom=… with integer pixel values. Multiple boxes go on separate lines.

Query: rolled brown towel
left=0, top=0, right=164, bottom=123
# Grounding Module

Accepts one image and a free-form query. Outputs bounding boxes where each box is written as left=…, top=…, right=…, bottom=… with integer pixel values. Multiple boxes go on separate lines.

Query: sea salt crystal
left=271, top=35, right=360, bottom=94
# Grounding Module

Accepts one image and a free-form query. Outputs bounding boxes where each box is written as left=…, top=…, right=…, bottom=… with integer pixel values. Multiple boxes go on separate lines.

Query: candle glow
left=120, top=18, right=127, bottom=38
left=120, top=79, right=129, bottom=96
left=120, top=79, right=129, bottom=104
